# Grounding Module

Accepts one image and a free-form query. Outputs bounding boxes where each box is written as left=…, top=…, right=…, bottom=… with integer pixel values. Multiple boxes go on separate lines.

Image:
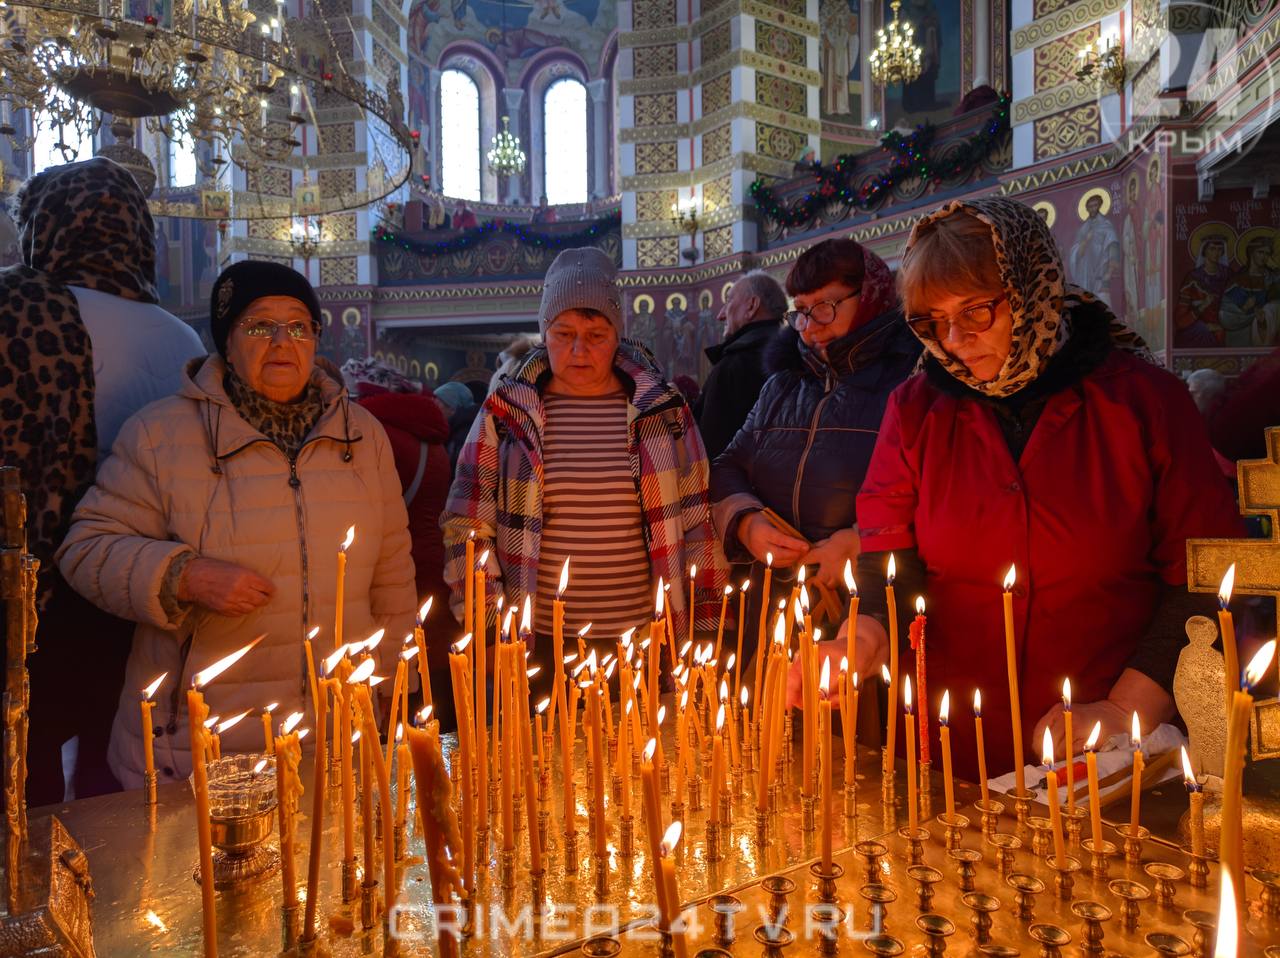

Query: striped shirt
left=533, top=391, right=652, bottom=639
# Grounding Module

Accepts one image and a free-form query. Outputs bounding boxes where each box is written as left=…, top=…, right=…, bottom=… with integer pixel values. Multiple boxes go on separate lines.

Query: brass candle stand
left=898, top=825, right=929, bottom=865
left=1082, top=836, right=1116, bottom=878
left=1119, top=823, right=1150, bottom=864
left=974, top=798, right=1002, bottom=839
left=1071, top=900, right=1112, bottom=955
left=808, top=860, right=843, bottom=903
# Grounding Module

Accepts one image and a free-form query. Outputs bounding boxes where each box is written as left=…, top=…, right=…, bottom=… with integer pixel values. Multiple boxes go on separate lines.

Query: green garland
left=749, top=94, right=1011, bottom=228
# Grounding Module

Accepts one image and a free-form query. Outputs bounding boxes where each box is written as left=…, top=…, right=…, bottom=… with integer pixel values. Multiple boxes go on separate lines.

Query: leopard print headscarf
left=904, top=196, right=1154, bottom=398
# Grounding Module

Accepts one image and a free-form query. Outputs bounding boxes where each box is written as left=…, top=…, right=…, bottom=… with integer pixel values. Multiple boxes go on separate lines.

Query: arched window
left=439, top=68, right=481, bottom=201
left=168, top=108, right=198, bottom=188
left=31, top=105, right=94, bottom=173
left=543, top=78, right=587, bottom=205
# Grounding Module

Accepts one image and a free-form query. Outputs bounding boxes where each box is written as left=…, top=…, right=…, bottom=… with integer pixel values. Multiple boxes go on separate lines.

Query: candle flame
left=880, top=664, right=891, bottom=684
left=844, top=559, right=856, bottom=595
left=839, top=655, right=848, bottom=675
left=369, top=675, right=388, bottom=688
left=819, top=657, right=830, bottom=695
left=396, top=723, right=404, bottom=742
left=1085, top=721, right=1102, bottom=751
left=423, top=705, right=434, bottom=723
left=1214, top=872, right=1237, bottom=958
left=1062, top=678, right=1072, bottom=708
left=1003, top=565, right=1016, bottom=591
left=323, top=644, right=348, bottom=675
left=537, top=697, right=550, bottom=714
left=254, top=758, right=268, bottom=774
left=1181, top=745, right=1197, bottom=788
left=621, top=627, right=636, bottom=648
left=477, top=548, right=490, bottom=567
left=914, top=595, right=925, bottom=615
left=740, top=687, right=748, bottom=706
left=352, top=730, right=361, bottom=744
left=502, top=607, right=516, bottom=635
left=660, top=820, right=683, bottom=855
left=741, top=579, right=751, bottom=592
left=903, top=674, right=913, bottom=711
left=679, top=640, right=693, bottom=660
left=452, top=633, right=473, bottom=655
left=719, top=678, right=729, bottom=701
left=401, top=645, right=420, bottom=661
left=766, top=552, right=774, bottom=568
left=852, top=671, right=859, bottom=690
left=1244, top=640, right=1277, bottom=692
left=644, top=738, right=657, bottom=763
left=657, top=706, right=666, bottom=727
left=604, top=659, right=617, bottom=681
left=654, top=579, right=665, bottom=617
left=626, top=698, right=634, bottom=716
left=307, top=626, right=321, bottom=640
left=564, top=652, right=578, bottom=665
left=679, top=689, right=689, bottom=710
left=192, top=635, right=265, bottom=688
left=558, top=558, right=570, bottom=597
left=1131, top=711, right=1142, bottom=748
left=799, top=586, right=810, bottom=613
left=939, top=689, right=950, bottom=725
left=725, top=652, right=736, bottom=672
left=340, top=525, right=355, bottom=552
left=144, top=910, right=168, bottom=933
left=204, top=715, right=220, bottom=730
left=724, top=583, right=734, bottom=597
left=142, top=672, right=167, bottom=701
left=520, top=595, right=532, bottom=635
left=418, top=598, right=433, bottom=623
left=796, top=564, right=807, bottom=585
left=1042, top=726, right=1054, bottom=767
left=348, top=658, right=376, bottom=684
left=578, top=622, right=592, bottom=638
left=1218, top=563, right=1236, bottom=607
left=297, top=728, right=310, bottom=741
left=283, top=711, right=304, bottom=734
left=362, top=628, right=386, bottom=654
left=216, top=709, right=251, bottom=734
left=416, top=706, right=432, bottom=725
left=973, top=688, right=982, bottom=717
left=265, top=702, right=279, bottom=713
left=716, top=703, right=725, bottom=732
left=887, top=553, right=896, bottom=583
left=773, top=613, right=785, bottom=644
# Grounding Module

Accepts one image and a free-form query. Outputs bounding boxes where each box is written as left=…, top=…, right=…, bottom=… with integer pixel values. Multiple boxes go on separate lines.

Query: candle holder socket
left=660, top=762, right=671, bottom=795
left=706, top=821, right=722, bottom=862
left=563, top=829, right=578, bottom=869
left=611, top=773, right=622, bottom=805
left=359, top=878, right=378, bottom=930
left=810, top=903, right=845, bottom=956
left=858, top=882, right=897, bottom=932
left=619, top=816, right=634, bottom=858
left=862, top=934, right=905, bottom=956
left=1081, top=837, right=1115, bottom=879
left=1145, top=932, right=1193, bottom=956
left=1182, top=908, right=1215, bottom=958
left=1006, top=872, right=1045, bottom=920
left=1118, top=822, right=1149, bottom=864
left=973, top=798, right=1003, bottom=839
left=1143, top=861, right=1185, bottom=909
left=809, top=861, right=844, bottom=904
left=579, top=934, right=622, bottom=957
left=897, top=825, right=929, bottom=865
left=393, top=822, right=407, bottom=862
left=719, top=792, right=732, bottom=826
left=1046, top=853, right=1081, bottom=900
left=753, top=921, right=795, bottom=957
left=1070, top=900, right=1112, bottom=955
left=988, top=832, right=1021, bottom=877
left=917, top=761, right=933, bottom=817
left=907, top=864, right=943, bottom=912
left=1027, top=815, right=1052, bottom=858
left=476, top=825, right=491, bottom=866
left=916, top=913, right=955, bottom=958
left=489, top=778, right=499, bottom=809
left=1187, top=852, right=1210, bottom=890
left=531, top=869, right=546, bottom=905
left=708, top=893, right=744, bottom=946
left=143, top=770, right=158, bottom=806
left=948, top=847, right=981, bottom=893
left=754, top=809, right=768, bottom=843
left=962, top=892, right=1000, bottom=946
left=501, top=848, right=516, bottom=892
left=854, top=839, right=889, bottom=885
left=1064, top=805, right=1087, bottom=846
left=593, top=855, right=608, bottom=899
left=373, top=797, right=383, bottom=840
left=689, top=775, right=703, bottom=812
left=341, top=856, right=359, bottom=902
left=280, top=902, right=300, bottom=951
left=670, top=800, right=686, bottom=827
left=538, top=811, right=549, bottom=854
left=844, top=782, right=858, bottom=818
left=801, top=795, right=817, bottom=832
left=1107, top=878, right=1150, bottom=932
left=1255, top=869, right=1280, bottom=917
left=761, top=874, right=796, bottom=926
left=1027, top=922, right=1071, bottom=958
left=936, top=812, right=969, bottom=850
left=731, top=766, right=744, bottom=801
left=298, top=932, right=320, bottom=954
left=1013, top=792, right=1030, bottom=829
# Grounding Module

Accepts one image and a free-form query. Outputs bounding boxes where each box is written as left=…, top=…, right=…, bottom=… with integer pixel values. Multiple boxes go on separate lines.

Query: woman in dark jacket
left=710, top=238, right=920, bottom=638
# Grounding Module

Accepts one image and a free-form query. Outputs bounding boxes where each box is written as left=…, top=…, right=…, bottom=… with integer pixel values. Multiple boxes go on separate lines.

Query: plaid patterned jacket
left=441, top=340, right=728, bottom=640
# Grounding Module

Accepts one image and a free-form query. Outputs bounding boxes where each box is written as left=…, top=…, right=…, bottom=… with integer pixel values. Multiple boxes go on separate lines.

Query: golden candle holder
left=705, top=821, right=722, bottom=862
left=844, top=782, right=857, bottom=817
left=670, top=800, right=685, bottom=827
left=1007, top=872, right=1045, bottom=919
left=1119, top=823, right=1149, bottom=864
left=476, top=825, right=490, bottom=867
left=660, top=763, right=671, bottom=795
left=974, top=798, right=1003, bottom=840
left=195, top=754, right=280, bottom=891
left=563, top=829, right=578, bottom=869
left=1082, top=837, right=1117, bottom=879
left=143, top=770, right=158, bottom=807
left=754, top=809, right=768, bottom=844
left=341, top=856, right=358, bottom=901
left=897, top=825, right=929, bottom=865
left=907, top=864, right=942, bottom=911
left=580, top=933, right=622, bottom=957
left=689, top=775, right=703, bottom=812
left=1186, top=849, right=1210, bottom=889
left=916, top=912, right=955, bottom=957
left=1146, top=932, right=1194, bottom=956
left=1071, top=900, right=1112, bottom=955
left=753, top=921, right=795, bottom=957
left=854, top=839, right=888, bottom=884
left=1064, top=805, right=1086, bottom=846
left=949, top=847, right=981, bottom=893
left=501, top=847, right=516, bottom=891
left=809, top=861, right=843, bottom=904
left=708, top=893, right=744, bottom=947
left=1255, top=870, right=1280, bottom=917
left=801, top=795, right=816, bottom=832
left=718, top=792, right=731, bottom=827
left=731, top=767, right=744, bottom=801
left=611, top=773, right=622, bottom=804
left=1182, top=908, right=1215, bottom=958
left=1144, top=861, right=1185, bottom=909
left=1026, top=815, right=1052, bottom=858
left=280, top=902, right=299, bottom=951
left=489, top=779, right=499, bottom=809
left=963, top=891, right=1000, bottom=946
left=1028, top=922, right=1071, bottom=957
left=531, top=868, right=546, bottom=906
left=359, top=878, right=378, bottom=930
left=393, top=822, right=407, bottom=861
left=537, top=810, right=549, bottom=853
left=619, top=816, right=634, bottom=858
left=1107, top=878, right=1151, bottom=932
left=936, top=811, right=968, bottom=850
left=1012, top=792, right=1030, bottom=829
left=988, top=832, right=1020, bottom=877
left=1046, top=853, right=1081, bottom=900
left=865, top=933, right=906, bottom=956
left=593, top=855, right=608, bottom=899
left=859, top=882, right=897, bottom=931
left=760, top=874, right=795, bottom=925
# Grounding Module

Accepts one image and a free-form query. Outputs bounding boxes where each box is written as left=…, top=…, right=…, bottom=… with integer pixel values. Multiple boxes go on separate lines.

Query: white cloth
left=68, top=285, right=206, bottom=460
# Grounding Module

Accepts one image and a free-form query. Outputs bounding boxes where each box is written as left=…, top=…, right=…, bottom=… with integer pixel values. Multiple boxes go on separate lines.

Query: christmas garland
left=373, top=210, right=621, bottom=257
left=749, top=94, right=1011, bottom=228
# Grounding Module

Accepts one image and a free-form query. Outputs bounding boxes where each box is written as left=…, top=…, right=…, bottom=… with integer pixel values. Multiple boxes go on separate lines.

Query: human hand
left=178, top=557, right=276, bottom=617
left=784, top=615, right=888, bottom=709
left=801, top=528, right=860, bottom=589
left=1034, top=698, right=1128, bottom=758
left=738, top=511, right=807, bottom=566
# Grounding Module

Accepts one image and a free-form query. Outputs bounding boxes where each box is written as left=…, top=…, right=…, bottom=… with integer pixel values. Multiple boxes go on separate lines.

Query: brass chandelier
left=486, top=114, right=525, bottom=178
left=868, top=0, right=923, bottom=88
left=0, top=0, right=414, bottom=220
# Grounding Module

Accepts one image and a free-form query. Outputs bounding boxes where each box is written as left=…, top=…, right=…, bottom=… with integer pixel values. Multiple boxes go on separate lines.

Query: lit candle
left=1218, top=564, right=1239, bottom=742
left=1002, top=565, right=1026, bottom=800
left=709, top=703, right=726, bottom=824
left=447, top=635, right=475, bottom=891
left=336, top=658, right=356, bottom=871
left=650, top=582, right=664, bottom=736
left=1042, top=727, right=1067, bottom=865
left=910, top=596, right=930, bottom=768
left=713, top=584, right=732, bottom=667
left=1084, top=721, right=1103, bottom=851
left=589, top=683, right=607, bottom=858
left=754, top=554, right=774, bottom=748
left=973, top=690, right=989, bottom=806
left=885, top=554, right=899, bottom=784
left=724, top=681, right=741, bottom=771
left=261, top=702, right=278, bottom=754
left=395, top=723, right=410, bottom=835
left=274, top=712, right=305, bottom=915
left=1221, top=640, right=1275, bottom=914
left=905, top=676, right=918, bottom=833
left=301, top=672, right=329, bottom=946
left=618, top=698, right=632, bottom=819
left=939, top=689, right=954, bottom=818
left=1181, top=746, right=1205, bottom=860
left=819, top=659, right=833, bottom=869
left=640, top=739, right=669, bottom=918
left=1214, top=871, right=1238, bottom=958
left=658, top=821, right=688, bottom=958
left=517, top=650, right=543, bottom=874
left=335, top=526, right=354, bottom=652
left=734, top=580, right=749, bottom=699
left=840, top=661, right=858, bottom=786
left=1128, top=711, right=1144, bottom=838
left=140, top=673, right=166, bottom=788
left=414, top=598, right=433, bottom=712
left=474, top=555, right=490, bottom=847
left=687, top=564, right=698, bottom=663
left=1062, top=679, right=1074, bottom=814
left=464, top=532, right=475, bottom=648
left=800, top=588, right=815, bottom=797
left=843, top=560, right=858, bottom=691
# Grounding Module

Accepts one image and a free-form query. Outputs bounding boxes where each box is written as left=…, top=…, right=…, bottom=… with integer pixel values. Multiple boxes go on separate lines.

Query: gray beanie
left=538, top=247, right=623, bottom=334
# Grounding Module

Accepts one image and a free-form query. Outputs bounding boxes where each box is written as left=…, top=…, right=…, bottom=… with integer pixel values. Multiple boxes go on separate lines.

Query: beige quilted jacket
left=57, top=355, right=416, bottom=788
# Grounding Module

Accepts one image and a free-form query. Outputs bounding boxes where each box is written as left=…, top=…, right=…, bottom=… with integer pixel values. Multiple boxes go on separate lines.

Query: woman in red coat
left=838, top=197, right=1242, bottom=781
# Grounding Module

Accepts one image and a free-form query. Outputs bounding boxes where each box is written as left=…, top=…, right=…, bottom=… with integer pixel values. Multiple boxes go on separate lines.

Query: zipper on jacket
left=791, top=370, right=836, bottom=531
left=287, top=455, right=312, bottom=702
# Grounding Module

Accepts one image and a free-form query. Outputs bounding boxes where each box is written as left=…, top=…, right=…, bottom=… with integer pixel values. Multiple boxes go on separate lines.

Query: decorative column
left=502, top=87, right=526, bottom=205
left=587, top=78, right=611, bottom=199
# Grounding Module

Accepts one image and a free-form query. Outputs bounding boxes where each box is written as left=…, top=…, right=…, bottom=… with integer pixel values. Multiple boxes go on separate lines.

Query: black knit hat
left=210, top=260, right=323, bottom=356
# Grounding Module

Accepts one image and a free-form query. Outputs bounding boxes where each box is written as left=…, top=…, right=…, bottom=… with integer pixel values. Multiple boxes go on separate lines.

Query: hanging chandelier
left=0, top=0, right=414, bottom=220
left=486, top=114, right=525, bottom=178
left=868, top=0, right=923, bottom=88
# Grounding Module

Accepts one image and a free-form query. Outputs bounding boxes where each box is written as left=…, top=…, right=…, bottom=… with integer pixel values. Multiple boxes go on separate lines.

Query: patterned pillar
left=587, top=78, right=611, bottom=199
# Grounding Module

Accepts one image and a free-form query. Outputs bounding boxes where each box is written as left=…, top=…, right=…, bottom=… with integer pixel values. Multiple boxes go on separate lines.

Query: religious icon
left=200, top=190, right=231, bottom=220
left=1031, top=201, right=1055, bottom=228
left=1220, top=227, right=1280, bottom=348
left=1174, top=222, right=1235, bottom=349
left=1067, top=187, right=1120, bottom=302
left=1122, top=172, right=1142, bottom=325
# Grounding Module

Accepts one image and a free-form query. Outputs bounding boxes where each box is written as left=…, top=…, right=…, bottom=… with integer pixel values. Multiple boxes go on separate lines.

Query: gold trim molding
left=621, top=122, right=691, bottom=143
left=622, top=150, right=793, bottom=190
left=1012, top=79, right=1098, bottom=125
left=620, top=75, right=691, bottom=96
left=692, top=100, right=820, bottom=137
left=620, top=24, right=692, bottom=47
left=694, top=48, right=822, bottom=87
left=1011, top=0, right=1126, bottom=53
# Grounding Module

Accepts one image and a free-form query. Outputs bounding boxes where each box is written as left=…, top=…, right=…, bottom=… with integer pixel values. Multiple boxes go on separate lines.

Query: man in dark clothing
left=694, top=271, right=786, bottom=460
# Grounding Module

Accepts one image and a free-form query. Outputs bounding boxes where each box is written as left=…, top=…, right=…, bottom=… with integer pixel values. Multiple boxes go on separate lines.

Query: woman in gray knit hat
left=441, top=247, right=728, bottom=684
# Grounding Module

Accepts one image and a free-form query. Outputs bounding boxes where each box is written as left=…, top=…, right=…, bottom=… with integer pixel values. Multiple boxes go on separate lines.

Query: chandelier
left=0, top=0, right=414, bottom=220
left=868, top=0, right=923, bottom=88
left=486, top=114, right=525, bottom=178
left=289, top=214, right=323, bottom=263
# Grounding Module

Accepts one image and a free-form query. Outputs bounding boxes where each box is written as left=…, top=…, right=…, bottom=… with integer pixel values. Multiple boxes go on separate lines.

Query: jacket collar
left=182, top=354, right=361, bottom=459
left=795, top=309, right=915, bottom=384
left=705, top=318, right=781, bottom=364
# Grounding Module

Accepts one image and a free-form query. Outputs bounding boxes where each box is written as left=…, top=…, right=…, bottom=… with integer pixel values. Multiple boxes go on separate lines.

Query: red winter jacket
left=857, top=350, right=1243, bottom=780
left=356, top=389, right=453, bottom=651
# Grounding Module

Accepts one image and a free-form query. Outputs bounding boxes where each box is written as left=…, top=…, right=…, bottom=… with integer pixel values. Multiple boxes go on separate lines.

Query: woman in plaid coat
left=441, top=248, right=728, bottom=681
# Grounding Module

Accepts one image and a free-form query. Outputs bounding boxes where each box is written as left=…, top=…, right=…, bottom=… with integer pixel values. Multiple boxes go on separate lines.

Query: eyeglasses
left=905, top=295, right=1006, bottom=339
left=238, top=318, right=317, bottom=342
left=784, top=289, right=860, bottom=329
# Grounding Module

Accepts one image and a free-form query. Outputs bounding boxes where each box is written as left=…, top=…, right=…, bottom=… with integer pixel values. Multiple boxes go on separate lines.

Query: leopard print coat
left=0, top=157, right=158, bottom=580
left=905, top=196, right=1154, bottom=398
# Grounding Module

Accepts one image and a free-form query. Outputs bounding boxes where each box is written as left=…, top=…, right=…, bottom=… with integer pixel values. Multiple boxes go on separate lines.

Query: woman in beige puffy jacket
left=57, top=261, right=416, bottom=790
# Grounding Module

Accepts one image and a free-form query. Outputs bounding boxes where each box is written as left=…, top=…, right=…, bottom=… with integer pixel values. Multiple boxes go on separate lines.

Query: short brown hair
left=898, top=212, right=1002, bottom=317
left=785, top=238, right=867, bottom=297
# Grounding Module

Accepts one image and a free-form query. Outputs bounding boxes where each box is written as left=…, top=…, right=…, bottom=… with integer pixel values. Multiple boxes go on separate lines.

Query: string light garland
left=372, top=211, right=621, bottom=257
left=749, top=94, right=1010, bottom=229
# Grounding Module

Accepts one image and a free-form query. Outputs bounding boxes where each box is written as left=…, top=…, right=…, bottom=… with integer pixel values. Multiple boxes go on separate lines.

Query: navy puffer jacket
left=709, top=309, right=921, bottom=562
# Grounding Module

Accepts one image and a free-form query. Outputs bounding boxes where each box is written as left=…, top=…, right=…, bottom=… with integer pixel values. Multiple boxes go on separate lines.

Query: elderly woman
left=442, top=247, right=726, bottom=674
left=57, top=260, right=416, bottom=789
left=839, top=197, right=1241, bottom=780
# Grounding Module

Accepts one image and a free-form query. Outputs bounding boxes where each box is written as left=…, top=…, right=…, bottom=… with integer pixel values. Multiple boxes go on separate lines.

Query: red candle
left=909, top=596, right=930, bottom=766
